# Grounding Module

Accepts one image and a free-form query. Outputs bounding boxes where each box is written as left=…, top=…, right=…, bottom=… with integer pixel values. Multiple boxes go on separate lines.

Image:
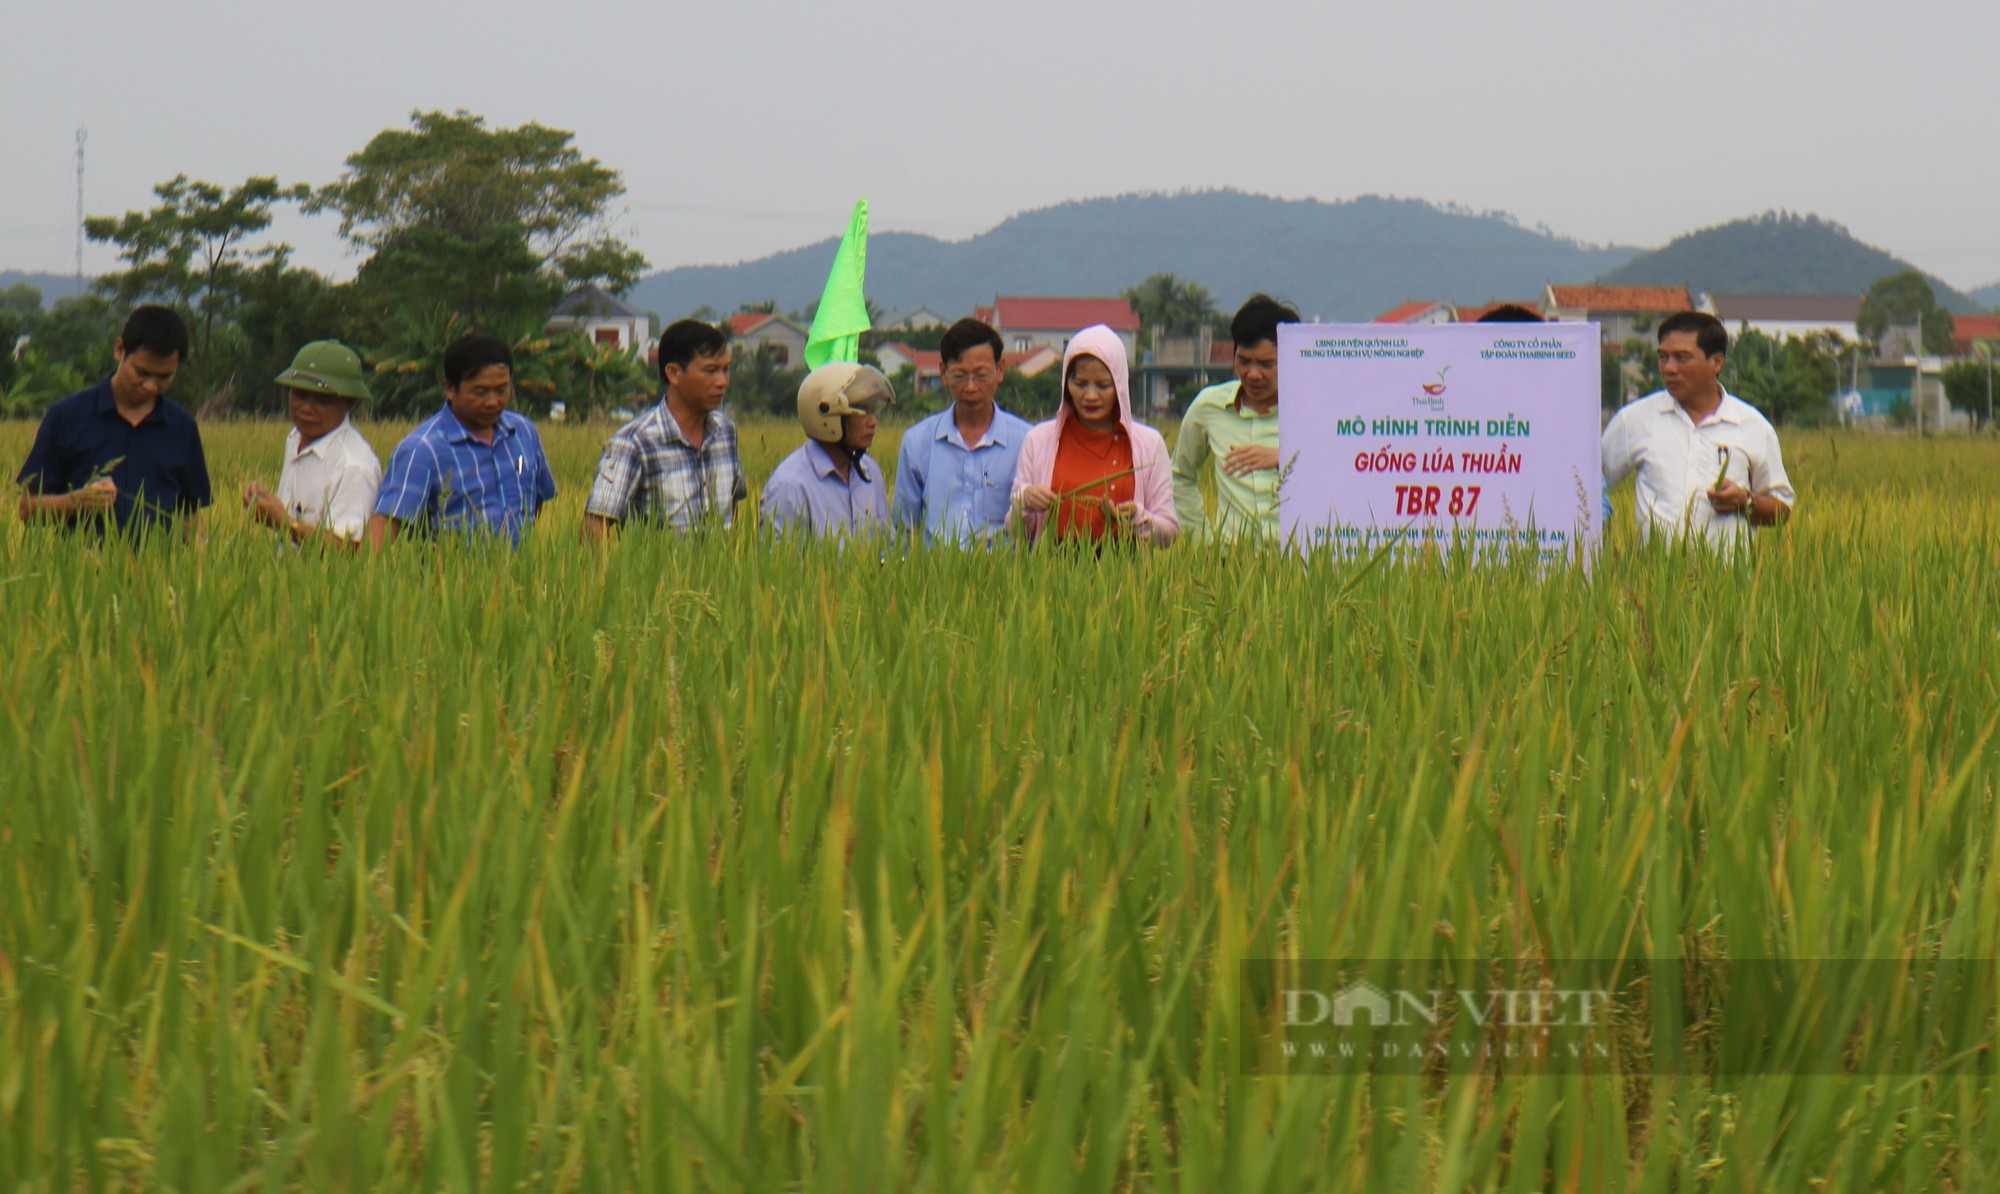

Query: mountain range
left=627, top=191, right=1639, bottom=322
left=8, top=191, right=1995, bottom=321
left=1598, top=212, right=1979, bottom=313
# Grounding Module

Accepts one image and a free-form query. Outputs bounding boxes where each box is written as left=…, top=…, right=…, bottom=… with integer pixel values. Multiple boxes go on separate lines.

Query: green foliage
left=363, top=303, right=472, bottom=416
left=1620, top=335, right=1664, bottom=399
left=997, top=365, right=1063, bottom=420
left=82, top=175, right=343, bottom=406
left=0, top=346, right=86, bottom=416
left=1859, top=270, right=1956, bottom=353
left=1723, top=329, right=1841, bottom=426
left=1601, top=349, right=1627, bottom=408
left=726, top=344, right=809, bottom=417
left=512, top=331, right=654, bottom=420
left=1941, top=357, right=1997, bottom=428
left=0, top=295, right=119, bottom=405
left=0, top=282, right=41, bottom=315
left=1123, top=272, right=1218, bottom=341
left=350, top=222, right=562, bottom=335
left=314, top=110, right=646, bottom=340
left=86, top=175, right=312, bottom=374
left=3, top=423, right=1999, bottom=1190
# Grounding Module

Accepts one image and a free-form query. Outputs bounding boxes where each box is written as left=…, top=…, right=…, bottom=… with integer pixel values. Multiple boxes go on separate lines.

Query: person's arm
left=1171, top=402, right=1210, bottom=539
left=892, top=434, right=925, bottom=533
left=366, top=437, right=432, bottom=552
left=531, top=437, right=558, bottom=512
left=20, top=482, right=115, bottom=523
left=1136, top=433, right=1180, bottom=547
left=16, top=409, right=110, bottom=523
left=581, top=435, right=638, bottom=546
left=247, top=481, right=365, bottom=550
left=1744, top=427, right=1795, bottom=527
left=759, top=475, right=802, bottom=536
left=365, top=512, right=402, bottom=551
left=1600, top=411, right=1636, bottom=489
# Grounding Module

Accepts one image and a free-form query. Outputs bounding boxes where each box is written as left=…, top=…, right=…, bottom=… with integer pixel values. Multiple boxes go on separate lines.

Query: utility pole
left=74, top=127, right=86, bottom=296
left=1980, top=341, right=1994, bottom=432
left=1913, top=311, right=1923, bottom=437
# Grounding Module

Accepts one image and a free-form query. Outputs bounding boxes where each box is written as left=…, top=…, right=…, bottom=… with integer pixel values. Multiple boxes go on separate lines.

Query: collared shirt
left=760, top=439, right=890, bottom=537
left=892, top=404, right=1030, bottom=544
left=276, top=417, right=382, bottom=541
left=1601, top=388, right=1795, bottom=546
left=374, top=405, right=557, bottom=542
left=1171, top=380, right=1281, bottom=541
left=584, top=399, right=747, bottom=530
left=16, top=376, right=212, bottom=533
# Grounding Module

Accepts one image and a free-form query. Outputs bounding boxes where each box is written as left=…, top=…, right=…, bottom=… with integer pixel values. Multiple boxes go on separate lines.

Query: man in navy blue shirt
left=16, top=305, right=212, bottom=540
left=367, top=330, right=557, bottom=548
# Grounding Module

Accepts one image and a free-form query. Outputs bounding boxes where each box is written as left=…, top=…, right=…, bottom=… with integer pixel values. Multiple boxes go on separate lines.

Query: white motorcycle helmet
left=797, top=362, right=893, bottom=444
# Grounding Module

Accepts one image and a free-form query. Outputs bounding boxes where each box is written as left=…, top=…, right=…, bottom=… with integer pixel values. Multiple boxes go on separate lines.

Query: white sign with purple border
left=1277, top=323, right=1603, bottom=562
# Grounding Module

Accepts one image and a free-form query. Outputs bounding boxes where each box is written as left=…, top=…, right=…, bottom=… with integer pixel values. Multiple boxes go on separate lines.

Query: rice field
left=2, top=416, right=1997, bottom=1191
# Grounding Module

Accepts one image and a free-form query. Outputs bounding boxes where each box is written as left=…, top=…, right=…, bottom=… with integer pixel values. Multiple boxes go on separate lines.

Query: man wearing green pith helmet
left=244, top=340, right=383, bottom=546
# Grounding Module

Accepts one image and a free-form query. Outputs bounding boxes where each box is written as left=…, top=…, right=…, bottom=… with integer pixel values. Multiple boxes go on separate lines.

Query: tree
left=1941, top=356, right=1996, bottom=429
left=1723, top=328, right=1837, bottom=426
left=1123, top=273, right=1217, bottom=342
left=0, top=282, right=41, bottom=315
left=1858, top=270, right=1954, bottom=355
left=86, top=175, right=312, bottom=386
left=314, top=110, right=647, bottom=333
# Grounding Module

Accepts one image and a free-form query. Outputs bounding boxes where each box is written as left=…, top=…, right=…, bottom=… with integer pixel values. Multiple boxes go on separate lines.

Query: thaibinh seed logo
left=1412, top=366, right=1450, bottom=411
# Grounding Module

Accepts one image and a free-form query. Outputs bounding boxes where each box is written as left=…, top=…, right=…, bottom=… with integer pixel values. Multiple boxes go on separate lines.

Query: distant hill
left=1594, top=213, right=1979, bottom=313
left=0, top=271, right=92, bottom=307
left=627, top=190, right=1640, bottom=323
left=1972, top=281, right=2000, bottom=310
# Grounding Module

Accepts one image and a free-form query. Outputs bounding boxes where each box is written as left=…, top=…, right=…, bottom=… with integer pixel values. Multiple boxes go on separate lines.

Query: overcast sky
left=5, top=0, right=1997, bottom=290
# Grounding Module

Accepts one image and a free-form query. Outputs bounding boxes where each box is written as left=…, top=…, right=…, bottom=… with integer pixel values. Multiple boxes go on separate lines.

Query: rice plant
left=1, top=420, right=1995, bottom=1191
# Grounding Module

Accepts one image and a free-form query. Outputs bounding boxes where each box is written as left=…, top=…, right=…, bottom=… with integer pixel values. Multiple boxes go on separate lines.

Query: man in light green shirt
left=1172, top=294, right=1299, bottom=540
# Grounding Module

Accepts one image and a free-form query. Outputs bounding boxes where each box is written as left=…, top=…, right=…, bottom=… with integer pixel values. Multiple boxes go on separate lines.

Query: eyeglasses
left=943, top=369, right=996, bottom=387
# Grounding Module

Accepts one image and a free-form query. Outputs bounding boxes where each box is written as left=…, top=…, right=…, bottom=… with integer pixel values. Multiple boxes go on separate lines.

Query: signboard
left=1277, top=323, right=1602, bottom=562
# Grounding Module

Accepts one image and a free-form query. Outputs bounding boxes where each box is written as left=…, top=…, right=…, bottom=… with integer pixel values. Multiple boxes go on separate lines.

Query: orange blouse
left=1049, top=420, right=1134, bottom=541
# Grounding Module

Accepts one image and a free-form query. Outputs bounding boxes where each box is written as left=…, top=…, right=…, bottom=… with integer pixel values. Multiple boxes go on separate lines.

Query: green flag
left=804, top=199, right=870, bottom=370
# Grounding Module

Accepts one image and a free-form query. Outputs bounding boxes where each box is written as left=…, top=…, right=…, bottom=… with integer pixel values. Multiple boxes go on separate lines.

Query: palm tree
left=1123, top=273, right=1219, bottom=340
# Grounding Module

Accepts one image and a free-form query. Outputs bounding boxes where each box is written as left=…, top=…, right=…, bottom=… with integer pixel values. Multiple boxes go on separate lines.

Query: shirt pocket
left=1711, top=439, right=1752, bottom=489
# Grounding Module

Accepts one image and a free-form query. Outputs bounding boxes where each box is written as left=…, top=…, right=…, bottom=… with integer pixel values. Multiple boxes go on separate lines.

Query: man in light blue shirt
left=893, top=318, right=1029, bottom=544
left=368, top=330, right=557, bottom=547
left=761, top=362, right=893, bottom=537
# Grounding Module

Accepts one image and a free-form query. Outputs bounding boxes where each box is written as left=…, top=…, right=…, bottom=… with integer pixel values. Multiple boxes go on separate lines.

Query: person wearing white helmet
left=759, top=362, right=893, bottom=537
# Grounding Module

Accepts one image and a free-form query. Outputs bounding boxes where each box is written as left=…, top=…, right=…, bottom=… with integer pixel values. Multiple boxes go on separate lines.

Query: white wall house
left=546, top=285, right=652, bottom=353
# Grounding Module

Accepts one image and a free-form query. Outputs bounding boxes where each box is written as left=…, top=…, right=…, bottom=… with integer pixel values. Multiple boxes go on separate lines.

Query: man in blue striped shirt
left=893, top=318, right=1030, bottom=544
left=583, top=318, right=746, bottom=541
left=367, top=331, right=557, bottom=547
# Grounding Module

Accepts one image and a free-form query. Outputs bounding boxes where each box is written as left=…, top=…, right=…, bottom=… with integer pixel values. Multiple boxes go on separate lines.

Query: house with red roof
left=1541, top=285, right=1692, bottom=345
left=1453, top=301, right=1544, bottom=324
left=876, top=341, right=1060, bottom=394
left=725, top=312, right=810, bottom=367
left=977, top=296, right=1141, bottom=363
left=1952, top=314, right=2000, bottom=358
left=1370, top=300, right=1549, bottom=325
left=1372, top=300, right=1456, bottom=325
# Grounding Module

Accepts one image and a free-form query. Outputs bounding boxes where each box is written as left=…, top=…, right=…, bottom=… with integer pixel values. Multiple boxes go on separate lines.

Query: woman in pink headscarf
left=1011, top=324, right=1177, bottom=546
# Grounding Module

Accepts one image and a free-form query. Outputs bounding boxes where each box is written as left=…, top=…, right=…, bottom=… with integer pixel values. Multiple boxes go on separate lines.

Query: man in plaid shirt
left=583, top=319, right=747, bottom=541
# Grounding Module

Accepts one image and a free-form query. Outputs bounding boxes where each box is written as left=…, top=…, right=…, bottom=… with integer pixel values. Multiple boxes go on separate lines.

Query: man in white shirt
left=245, top=340, right=383, bottom=545
left=1602, top=311, right=1794, bottom=546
